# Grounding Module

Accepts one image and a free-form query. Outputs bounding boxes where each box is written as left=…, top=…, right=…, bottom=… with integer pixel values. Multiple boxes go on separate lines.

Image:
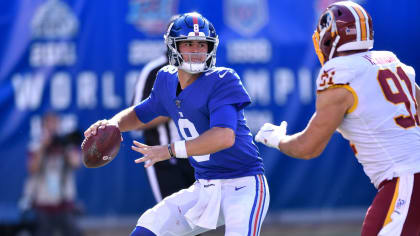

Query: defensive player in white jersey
left=84, top=13, right=269, bottom=236
left=255, top=1, right=420, bottom=236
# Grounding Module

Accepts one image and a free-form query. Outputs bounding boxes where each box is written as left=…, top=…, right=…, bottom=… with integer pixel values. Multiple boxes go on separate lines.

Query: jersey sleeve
left=401, top=63, right=416, bottom=82
left=316, top=60, right=355, bottom=92
left=208, top=69, right=251, bottom=112
left=134, top=71, right=169, bottom=123
left=316, top=59, right=358, bottom=113
left=209, top=104, right=238, bottom=131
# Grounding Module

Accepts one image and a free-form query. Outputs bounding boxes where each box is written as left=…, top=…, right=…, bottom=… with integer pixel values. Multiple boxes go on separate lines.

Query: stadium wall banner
left=0, top=0, right=418, bottom=218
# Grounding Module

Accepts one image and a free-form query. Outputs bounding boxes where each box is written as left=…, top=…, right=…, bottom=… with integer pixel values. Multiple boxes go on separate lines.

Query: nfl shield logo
left=224, top=0, right=269, bottom=37
left=175, top=100, right=181, bottom=108
left=127, top=0, right=178, bottom=36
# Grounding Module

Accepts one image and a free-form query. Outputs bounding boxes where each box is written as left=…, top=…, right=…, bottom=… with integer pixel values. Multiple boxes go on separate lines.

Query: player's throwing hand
left=255, top=121, right=287, bottom=150
left=132, top=140, right=171, bottom=168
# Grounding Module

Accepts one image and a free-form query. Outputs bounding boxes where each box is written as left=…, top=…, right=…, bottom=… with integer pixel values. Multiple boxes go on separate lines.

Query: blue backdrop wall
left=0, top=0, right=419, bottom=218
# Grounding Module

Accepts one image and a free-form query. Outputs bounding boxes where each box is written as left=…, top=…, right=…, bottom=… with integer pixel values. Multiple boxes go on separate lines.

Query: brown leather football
left=81, top=125, right=121, bottom=168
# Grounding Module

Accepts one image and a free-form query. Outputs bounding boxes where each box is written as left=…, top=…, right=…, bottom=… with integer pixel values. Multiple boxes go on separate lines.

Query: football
left=81, top=125, right=121, bottom=168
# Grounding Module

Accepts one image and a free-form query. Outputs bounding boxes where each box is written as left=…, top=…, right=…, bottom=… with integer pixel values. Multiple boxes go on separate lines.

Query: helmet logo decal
left=345, top=27, right=356, bottom=35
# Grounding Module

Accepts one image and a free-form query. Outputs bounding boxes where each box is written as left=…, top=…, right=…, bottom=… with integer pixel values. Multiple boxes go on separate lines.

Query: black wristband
left=167, top=143, right=175, bottom=158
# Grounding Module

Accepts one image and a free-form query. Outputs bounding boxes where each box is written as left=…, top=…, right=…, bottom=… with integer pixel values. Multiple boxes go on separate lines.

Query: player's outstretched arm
left=84, top=106, right=146, bottom=138
left=256, top=87, right=353, bottom=159
left=280, top=87, right=353, bottom=159
left=109, top=106, right=148, bottom=132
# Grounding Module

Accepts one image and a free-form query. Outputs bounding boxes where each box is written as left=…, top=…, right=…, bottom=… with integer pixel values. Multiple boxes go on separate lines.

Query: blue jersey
left=134, top=66, right=264, bottom=179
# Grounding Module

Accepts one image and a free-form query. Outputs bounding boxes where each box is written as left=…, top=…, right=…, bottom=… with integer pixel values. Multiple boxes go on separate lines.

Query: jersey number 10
left=377, top=67, right=420, bottom=129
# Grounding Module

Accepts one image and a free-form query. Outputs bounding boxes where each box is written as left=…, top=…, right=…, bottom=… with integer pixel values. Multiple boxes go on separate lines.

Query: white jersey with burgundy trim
left=316, top=50, right=420, bottom=188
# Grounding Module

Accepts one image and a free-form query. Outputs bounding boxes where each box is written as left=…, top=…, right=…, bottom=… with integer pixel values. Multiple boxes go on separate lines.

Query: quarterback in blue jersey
left=84, top=12, right=269, bottom=236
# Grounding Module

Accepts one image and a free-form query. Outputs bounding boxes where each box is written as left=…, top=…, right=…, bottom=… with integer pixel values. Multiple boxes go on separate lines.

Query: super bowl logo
left=127, top=0, right=178, bottom=36
left=224, top=0, right=268, bottom=37
left=32, top=0, right=78, bottom=39
left=30, top=0, right=79, bottom=67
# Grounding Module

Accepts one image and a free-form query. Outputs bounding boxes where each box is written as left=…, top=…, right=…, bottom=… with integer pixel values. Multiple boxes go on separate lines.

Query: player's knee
left=130, top=226, right=156, bottom=236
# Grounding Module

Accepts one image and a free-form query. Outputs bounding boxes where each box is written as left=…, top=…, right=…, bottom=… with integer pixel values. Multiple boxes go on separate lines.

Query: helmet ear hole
left=207, top=42, right=214, bottom=53
left=324, top=39, right=331, bottom=47
left=337, top=9, right=342, bottom=16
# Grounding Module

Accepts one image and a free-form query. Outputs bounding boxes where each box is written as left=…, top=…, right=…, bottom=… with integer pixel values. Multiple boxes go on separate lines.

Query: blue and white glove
left=255, top=121, right=288, bottom=150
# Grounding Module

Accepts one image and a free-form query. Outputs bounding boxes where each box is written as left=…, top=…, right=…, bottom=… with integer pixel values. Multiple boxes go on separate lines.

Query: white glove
left=255, top=121, right=288, bottom=150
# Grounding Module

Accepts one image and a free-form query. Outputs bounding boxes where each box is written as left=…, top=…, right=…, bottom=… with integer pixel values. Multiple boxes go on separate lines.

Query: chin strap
left=179, top=62, right=206, bottom=74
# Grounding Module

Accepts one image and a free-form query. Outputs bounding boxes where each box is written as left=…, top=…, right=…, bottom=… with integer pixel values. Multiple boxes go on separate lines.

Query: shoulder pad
left=159, top=65, right=178, bottom=75
left=401, top=64, right=416, bottom=78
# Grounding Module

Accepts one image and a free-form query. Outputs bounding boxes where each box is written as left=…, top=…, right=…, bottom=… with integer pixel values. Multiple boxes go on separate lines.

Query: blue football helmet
left=164, top=12, right=219, bottom=74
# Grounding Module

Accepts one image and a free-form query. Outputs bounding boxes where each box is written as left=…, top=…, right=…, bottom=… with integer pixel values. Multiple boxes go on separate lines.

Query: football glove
left=255, top=121, right=288, bottom=150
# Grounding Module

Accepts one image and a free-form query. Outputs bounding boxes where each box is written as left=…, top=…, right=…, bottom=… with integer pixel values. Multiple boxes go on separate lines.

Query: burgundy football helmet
left=312, top=1, right=374, bottom=65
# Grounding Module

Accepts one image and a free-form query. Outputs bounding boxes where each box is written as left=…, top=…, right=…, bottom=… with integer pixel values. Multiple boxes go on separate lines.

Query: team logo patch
left=224, top=0, right=268, bottom=37
left=319, top=68, right=336, bottom=87
left=175, top=99, right=181, bottom=108
left=127, top=0, right=178, bottom=36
